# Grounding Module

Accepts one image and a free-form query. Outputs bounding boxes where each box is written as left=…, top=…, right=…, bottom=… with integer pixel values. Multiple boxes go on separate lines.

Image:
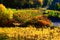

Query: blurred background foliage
left=0, top=0, right=60, bottom=11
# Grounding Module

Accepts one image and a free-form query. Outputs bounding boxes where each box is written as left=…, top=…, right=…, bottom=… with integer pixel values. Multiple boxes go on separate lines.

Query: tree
left=56, top=3, right=60, bottom=11
left=0, top=0, right=43, bottom=8
left=38, top=0, right=43, bottom=7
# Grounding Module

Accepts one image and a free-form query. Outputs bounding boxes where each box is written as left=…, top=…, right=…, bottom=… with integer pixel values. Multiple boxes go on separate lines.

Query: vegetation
left=0, top=27, right=60, bottom=40
left=0, top=0, right=43, bottom=8
left=0, top=0, right=60, bottom=40
left=0, top=4, right=60, bottom=27
left=56, top=3, right=60, bottom=11
left=0, top=0, right=60, bottom=11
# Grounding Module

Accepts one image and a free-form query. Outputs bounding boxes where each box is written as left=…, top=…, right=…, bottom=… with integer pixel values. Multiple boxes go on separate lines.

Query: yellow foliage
left=29, top=1, right=34, bottom=4
left=0, top=4, right=6, bottom=13
left=0, top=27, right=60, bottom=40
left=38, top=0, right=43, bottom=5
left=43, top=28, right=50, bottom=34
left=8, top=9, right=13, bottom=19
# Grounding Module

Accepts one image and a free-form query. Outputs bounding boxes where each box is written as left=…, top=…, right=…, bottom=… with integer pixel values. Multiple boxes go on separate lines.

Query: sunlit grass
left=0, top=26, right=60, bottom=40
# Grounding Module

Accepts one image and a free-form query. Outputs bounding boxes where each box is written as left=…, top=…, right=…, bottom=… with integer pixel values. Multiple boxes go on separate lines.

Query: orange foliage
left=35, top=15, right=51, bottom=26
left=38, top=20, right=51, bottom=26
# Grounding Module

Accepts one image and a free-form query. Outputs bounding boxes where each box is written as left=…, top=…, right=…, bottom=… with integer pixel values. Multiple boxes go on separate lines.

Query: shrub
left=0, top=4, right=14, bottom=26
left=0, top=4, right=6, bottom=13
left=25, top=15, right=51, bottom=28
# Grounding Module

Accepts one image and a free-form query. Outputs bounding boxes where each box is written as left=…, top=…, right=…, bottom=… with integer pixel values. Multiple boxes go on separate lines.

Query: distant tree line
left=0, top=0, right=60, bottom=11
left=48, top=0, right=60, bottom=11
left=0, top=0, right=43, bottom=9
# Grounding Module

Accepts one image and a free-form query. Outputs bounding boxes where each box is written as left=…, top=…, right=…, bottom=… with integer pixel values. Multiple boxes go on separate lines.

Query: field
left=0, top=27, right=60, bottom=40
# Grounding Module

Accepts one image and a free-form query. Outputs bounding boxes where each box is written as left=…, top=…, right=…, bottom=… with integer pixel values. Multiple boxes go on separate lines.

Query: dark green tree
left=0, top=0, right=42, bottom=8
